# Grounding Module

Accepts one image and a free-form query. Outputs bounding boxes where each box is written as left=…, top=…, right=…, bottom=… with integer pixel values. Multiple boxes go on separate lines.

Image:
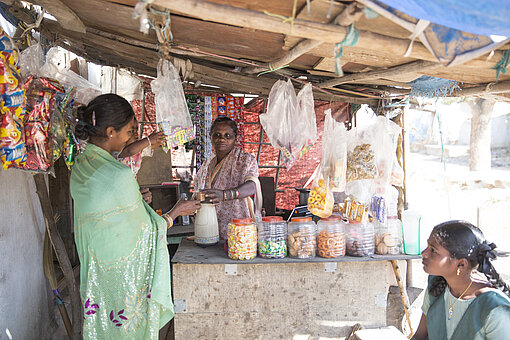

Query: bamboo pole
left=318, top=60, right=440, bottom=88
left=391, top=260, right=413, bottom=338
left=34, top=174, right=82, bottom=339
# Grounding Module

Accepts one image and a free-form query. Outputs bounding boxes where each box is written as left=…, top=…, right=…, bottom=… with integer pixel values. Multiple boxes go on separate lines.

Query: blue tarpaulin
left=377, top=0, right=510, bottom=37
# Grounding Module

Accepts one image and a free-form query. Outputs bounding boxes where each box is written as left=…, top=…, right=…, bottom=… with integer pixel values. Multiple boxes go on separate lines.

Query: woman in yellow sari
left=194, top=117, right=262, bottom=240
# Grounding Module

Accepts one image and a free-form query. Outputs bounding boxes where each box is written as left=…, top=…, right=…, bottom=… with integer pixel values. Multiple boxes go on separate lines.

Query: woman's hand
left=140, top=187, right=152, bottom=204
left=201, top=189, right=224, bottom=204
left=148, top=131, right=167, bottom=149
left=168, top=199, right=201, bottom=219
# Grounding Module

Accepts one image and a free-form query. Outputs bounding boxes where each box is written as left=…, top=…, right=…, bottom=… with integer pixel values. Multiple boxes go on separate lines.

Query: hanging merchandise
left=0, top=28, right=26, bottom=169
left=18, top=42, right=43, bottom=79
left=307, top=173, right=334, bottom=218
left=321, top=109, right=347, bottom=192
left=260, top=80, right=316, bottom=169
left=151, top=59, right=194, bottom=150
left=19, top=76, right=65, bottom=173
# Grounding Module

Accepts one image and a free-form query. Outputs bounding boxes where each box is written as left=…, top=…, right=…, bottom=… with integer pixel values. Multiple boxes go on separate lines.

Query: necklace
left=447, top=280, right=473, bottom=320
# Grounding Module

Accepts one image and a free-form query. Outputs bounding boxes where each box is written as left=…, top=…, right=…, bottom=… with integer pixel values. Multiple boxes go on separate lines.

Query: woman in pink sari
left=194, top=117, right=262, bottom=240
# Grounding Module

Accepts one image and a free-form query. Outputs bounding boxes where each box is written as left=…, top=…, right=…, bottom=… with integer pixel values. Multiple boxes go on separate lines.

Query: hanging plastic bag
left=39, top=47, right=101, bottom=105
left=295, top=83, right=317, bottom=158
left=151, top=59, right=194, bottom=150
left=307, top=168, right=334, bottom=218
left=371, top=116, right=402, bottom=191
left=19, top=42, right=43, bottom=78
left=321, top=109, right=347, bottom=192
left=346, top=125, right=378, bottom=183
left=390, top=154, right=404, bottom=187
left=260, top=79, right=316, bottom=169
left=0, top=28, right=27, bottom=169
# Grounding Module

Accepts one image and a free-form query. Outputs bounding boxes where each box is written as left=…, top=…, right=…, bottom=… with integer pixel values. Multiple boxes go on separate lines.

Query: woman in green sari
left=70, top=94, right=200, bottom=339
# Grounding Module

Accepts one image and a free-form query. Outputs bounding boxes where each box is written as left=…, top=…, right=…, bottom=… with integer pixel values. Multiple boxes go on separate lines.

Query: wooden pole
left=391, top=260, right=413, bottom=338
left=318, top=60, right=440, bottom=88
left=31, top=0, right=86, bottom=33
left=34, top=174, right=82, bottom=339
left=454, top=80, right=510, bottom=97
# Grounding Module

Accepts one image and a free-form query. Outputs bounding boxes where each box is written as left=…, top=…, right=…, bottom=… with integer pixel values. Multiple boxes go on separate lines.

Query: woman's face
left=421, top=234, right=457, bottom=276
left=211, top=122, right=236, bottom=154
left=110, top=117, right=137, bottom=152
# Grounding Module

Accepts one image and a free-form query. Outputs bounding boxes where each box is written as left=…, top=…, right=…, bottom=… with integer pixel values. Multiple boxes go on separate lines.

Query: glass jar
left=287, top=217, right=316, bottom=259
left=227, top=218, right=257, bottom=260
left=345, top=221, right=375, bottom=256
left=317, top=216, right=346, bottom=258
left=258, top=216, right=287, bottom=258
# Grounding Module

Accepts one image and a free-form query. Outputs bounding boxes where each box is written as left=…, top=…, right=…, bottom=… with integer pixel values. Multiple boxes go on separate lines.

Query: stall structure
left=2, top=0, right=510, bottom=339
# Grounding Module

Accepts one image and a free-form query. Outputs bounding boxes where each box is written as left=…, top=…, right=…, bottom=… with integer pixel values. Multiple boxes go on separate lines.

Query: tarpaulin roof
left=377, top=0, right=510, bottom=38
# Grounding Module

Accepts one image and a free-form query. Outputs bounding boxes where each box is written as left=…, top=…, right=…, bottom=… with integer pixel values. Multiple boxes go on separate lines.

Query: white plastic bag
left=372, top=116, right=402, bottom=191
left=151, top=59, right=194, bottom=149
left=260, top=80, right=316, bottom=169
left=321, top=108, right=347, bottom=192
left=19, top=43, right=43, bottom=78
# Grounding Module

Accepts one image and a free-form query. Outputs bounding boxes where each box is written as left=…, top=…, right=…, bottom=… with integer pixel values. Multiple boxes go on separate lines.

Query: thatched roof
left=4, top=0, right=510, bottom=103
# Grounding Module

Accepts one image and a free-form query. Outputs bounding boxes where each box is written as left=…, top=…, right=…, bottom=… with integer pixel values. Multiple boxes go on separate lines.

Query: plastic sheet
left=321, top=108, right=347, bottom=192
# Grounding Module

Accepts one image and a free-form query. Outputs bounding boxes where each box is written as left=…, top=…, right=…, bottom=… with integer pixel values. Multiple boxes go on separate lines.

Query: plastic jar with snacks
left=317, top=216, right=346, bottom=258
left=227, top=218, right=257, bottom=260
left=258, top=216, right=287, bottom=258
left=374, top=218, right=401, bottom=255
left=287, top=217, right=317, bottom=259
left=345, top=221, right=375, bottom=256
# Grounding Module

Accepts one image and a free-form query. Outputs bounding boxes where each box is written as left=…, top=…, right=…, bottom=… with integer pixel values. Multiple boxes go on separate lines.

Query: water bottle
left=180, top=192, right=190, bottom=225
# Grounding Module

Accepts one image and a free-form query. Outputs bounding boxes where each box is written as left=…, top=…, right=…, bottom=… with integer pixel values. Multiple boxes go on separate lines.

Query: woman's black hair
left=428, top=220, right=510, bottom=297
left=74, top=94, right=135, bottom=140
left=210, top=116, right=237, bottom=137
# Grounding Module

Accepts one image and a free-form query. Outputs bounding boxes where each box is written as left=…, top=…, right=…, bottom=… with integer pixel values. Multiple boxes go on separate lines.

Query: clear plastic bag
left=372, top=116, right=402, bottom=191
left=19, top=43, right=43, bottom=78
left=346, top=126, right=378, bottom=183
left=307, top=169, right=334, bottom=218
left=260, top=80, right=316, bottom=169
left=321, top=108, right=347, bottom=192
left=151, top=59, right=194, bottom=149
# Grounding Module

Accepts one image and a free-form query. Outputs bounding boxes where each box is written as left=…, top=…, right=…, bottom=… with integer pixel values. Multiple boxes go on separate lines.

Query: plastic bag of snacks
left=227, top=218, right=257, bottom=260
left=307, top=172, right=334, bottom=218
left=260, top=80, right=316, bottom=169
left=19, top=76, right=64, bottom=172
left=0, top=29, right=27, bottom=169
left=372, top=117, right=401, bottom=191
left=151, top=59, right=194, bottom=149
left=321, top=109, right=347, bottom=192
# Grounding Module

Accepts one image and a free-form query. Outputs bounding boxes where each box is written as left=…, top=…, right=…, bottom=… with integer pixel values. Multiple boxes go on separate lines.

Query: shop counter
left=171, top=239, right=420, bottom=339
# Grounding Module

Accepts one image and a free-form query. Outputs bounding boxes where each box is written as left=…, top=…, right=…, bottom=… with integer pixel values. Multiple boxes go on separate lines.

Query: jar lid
left=291, top=216, right=312, bottom=222
left=232, top=218, right=253, bottom=223
left=262, top=216, right=283, bottom=222
left=321, top=216, right=341, bottom=221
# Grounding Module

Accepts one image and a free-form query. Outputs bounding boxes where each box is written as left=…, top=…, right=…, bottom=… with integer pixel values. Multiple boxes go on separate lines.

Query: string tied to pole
left=334, top=23, right=359, bottom=76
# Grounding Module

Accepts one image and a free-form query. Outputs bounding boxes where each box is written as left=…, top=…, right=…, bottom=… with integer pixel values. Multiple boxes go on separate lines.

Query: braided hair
left=74, top=94, right=135, bottom=140
left=428, top=220, right=510, bottom=298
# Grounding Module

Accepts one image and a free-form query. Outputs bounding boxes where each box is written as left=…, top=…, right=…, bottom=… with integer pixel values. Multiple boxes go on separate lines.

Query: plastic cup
left=401, top=210, right=421, bottom=255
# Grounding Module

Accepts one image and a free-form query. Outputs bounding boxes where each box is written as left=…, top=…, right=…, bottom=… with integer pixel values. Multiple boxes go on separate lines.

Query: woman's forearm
left=118, top=138, right=150, bottom=158
left=231, top=181, right=256, bottom=200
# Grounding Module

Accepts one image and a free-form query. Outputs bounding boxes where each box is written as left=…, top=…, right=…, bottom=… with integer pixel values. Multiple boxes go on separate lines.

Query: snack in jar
left=227, top=218, right=257, bottom=260
left=375, top=217, right=401, bottom=255
left=287, top=216, right=316, bottom=259
left=258, top=216, right=287, bottom=258
left=345, top=221, right=375, bottom=257
left=317, top=216, right=346, bottom=258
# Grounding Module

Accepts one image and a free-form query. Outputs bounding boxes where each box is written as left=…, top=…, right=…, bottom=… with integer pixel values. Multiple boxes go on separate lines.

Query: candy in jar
left=227, top=218, right=257, bottom=260
left=317, top=216, right=346, bottom=258
left=287, top=217, right=316, bottom=259
left=258, top=216, right=287, bottom=258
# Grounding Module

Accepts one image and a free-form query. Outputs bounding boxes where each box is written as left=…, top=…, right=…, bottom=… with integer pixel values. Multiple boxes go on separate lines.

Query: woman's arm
left=411, top=313, right=428, bottom=340
left=162, top=199, right=202, bottom=228
left=118, top=131, right=166, bottom=158
left=202, top=181, right=256, bottom=204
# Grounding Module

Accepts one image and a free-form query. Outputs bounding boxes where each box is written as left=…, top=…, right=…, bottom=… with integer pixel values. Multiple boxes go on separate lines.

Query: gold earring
left=457, top=268, right=460, bottom=276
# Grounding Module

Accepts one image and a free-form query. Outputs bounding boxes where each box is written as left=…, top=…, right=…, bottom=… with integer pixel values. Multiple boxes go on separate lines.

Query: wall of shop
left=0, top=169, right=51, bottom=339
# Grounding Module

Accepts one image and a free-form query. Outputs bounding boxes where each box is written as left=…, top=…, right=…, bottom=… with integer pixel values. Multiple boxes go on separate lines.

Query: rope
left=257, top=64, right=290, bottom=77
left=491, top=50, right=510, bottom=82
left=148, top=6, right=172, bottom=60
left=263, top=0, right=298, bottom=33
left=334, top=24, right=359, bottom=76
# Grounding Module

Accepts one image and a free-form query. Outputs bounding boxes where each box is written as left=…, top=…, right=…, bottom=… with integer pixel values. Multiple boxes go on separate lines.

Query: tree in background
left=468, top=98, right=495, bottom=171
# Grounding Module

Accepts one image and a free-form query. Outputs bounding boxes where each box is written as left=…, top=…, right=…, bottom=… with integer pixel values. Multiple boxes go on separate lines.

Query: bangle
left=146, top=136, right=151, bottom=148
left=162, top=214, right=173, bottom=229
left=233, top=189, right=239, bottom=199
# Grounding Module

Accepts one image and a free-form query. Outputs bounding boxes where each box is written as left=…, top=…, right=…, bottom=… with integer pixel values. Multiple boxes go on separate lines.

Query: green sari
left=70, top=143, right=173, bottom=339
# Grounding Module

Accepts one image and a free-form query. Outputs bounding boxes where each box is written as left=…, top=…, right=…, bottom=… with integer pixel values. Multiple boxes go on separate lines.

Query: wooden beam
left=318, top=60, right=440, bottom=88
left=243, top=2, right=364, bottom=74
left=32, top=0, right=86, bottom=33
left=454, top=81, right=510, bottom=97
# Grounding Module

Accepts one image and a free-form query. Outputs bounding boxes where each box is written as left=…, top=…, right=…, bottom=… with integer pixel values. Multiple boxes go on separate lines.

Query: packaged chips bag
left=0, top=28, right=27, bottom=169
left=307, top=171, right=334, bottom=218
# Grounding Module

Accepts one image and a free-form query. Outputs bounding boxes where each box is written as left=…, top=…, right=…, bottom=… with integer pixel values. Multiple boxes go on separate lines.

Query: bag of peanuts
left=307, top=171, right=334, bottom=218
